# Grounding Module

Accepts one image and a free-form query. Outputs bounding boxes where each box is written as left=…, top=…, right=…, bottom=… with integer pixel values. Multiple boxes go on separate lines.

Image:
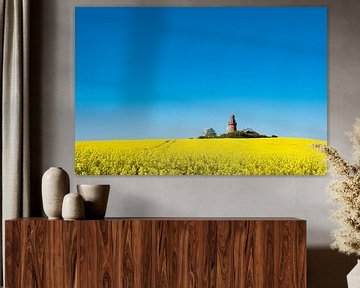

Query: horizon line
left=75, top=136, right=327, bottom=141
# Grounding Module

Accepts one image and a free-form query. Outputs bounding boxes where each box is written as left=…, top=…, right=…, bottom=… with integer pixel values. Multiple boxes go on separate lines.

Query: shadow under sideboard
left=307, top=248, right=356, bottom=288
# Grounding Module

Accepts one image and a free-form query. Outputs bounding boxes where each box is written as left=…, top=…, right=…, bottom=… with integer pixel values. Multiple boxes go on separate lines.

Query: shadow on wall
left=308, top=248, right=357, bottom=288
left=107, top=191, right=183, bottom=217
left=29, top=0, right=47, bottom=216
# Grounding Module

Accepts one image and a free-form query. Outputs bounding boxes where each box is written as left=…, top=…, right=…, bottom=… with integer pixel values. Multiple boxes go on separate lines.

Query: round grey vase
left=77, top=184, right=110, bottom=219
left=42, top=167, right=70, bottom=219
left=62, top=192, right=85, bottom=220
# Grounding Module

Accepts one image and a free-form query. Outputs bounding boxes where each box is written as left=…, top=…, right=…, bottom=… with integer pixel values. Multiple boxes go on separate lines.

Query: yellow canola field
left=75, top=137, right=327, bottom=175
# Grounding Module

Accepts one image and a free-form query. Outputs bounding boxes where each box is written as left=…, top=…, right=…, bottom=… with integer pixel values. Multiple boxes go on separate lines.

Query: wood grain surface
left=5, top=218, right=306, bottom=288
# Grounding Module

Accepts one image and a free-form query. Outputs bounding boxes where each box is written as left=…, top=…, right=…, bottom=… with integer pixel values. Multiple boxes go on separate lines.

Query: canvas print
left=75, top=7, right=327, bottom=175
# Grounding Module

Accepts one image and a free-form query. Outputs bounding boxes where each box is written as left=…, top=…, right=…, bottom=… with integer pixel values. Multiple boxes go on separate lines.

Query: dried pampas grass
left=314, top=118, right=360, bottom=256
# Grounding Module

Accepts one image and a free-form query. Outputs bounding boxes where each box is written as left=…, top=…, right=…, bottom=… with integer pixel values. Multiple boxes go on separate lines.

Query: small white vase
left=62, top=192, right=85, bottom=220
left=347, top=259, right=360, bottom=288
left=42, top=167, right=70, bottom=219
left=77, top=184, right=110, bottom=219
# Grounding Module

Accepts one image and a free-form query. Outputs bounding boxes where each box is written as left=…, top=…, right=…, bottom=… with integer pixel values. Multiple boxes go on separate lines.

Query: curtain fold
left=0, top=0, right=30, bottom=284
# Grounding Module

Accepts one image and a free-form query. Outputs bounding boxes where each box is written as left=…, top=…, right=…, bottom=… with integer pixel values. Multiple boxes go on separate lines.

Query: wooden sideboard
left=5, top=218, right=306, bottom=287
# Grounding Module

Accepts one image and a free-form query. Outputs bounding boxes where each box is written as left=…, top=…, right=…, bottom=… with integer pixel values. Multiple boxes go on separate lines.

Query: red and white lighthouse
left=227, top=114, right=237, bottom=133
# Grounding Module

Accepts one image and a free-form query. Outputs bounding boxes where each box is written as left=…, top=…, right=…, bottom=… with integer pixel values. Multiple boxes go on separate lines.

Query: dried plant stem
left=315, top=118, right=360, bottom=256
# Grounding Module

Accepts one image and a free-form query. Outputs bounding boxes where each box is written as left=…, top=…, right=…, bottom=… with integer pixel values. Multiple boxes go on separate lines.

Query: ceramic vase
left=42, top=167, right=70, bottom=219
left=62, top=192, right=85, bottom=220
left=347, top=260, right=360, bottom=288
left=77, top=184, right=110, bottom=219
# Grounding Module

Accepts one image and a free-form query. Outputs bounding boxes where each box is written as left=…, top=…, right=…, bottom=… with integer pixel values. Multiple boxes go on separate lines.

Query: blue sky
left=75, top=7, right=327, bottom=140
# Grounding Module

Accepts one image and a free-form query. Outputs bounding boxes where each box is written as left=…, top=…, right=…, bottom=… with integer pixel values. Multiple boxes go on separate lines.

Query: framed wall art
left=75, top=6, right=327, bottom=175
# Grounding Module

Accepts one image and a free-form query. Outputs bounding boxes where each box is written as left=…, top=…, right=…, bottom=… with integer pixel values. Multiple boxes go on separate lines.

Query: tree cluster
left=198, top=128, right=275, bottom=139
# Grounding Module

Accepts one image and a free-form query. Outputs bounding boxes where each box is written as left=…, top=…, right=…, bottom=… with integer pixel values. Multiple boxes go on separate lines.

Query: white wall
left=30, top=0, right=360, bottom=248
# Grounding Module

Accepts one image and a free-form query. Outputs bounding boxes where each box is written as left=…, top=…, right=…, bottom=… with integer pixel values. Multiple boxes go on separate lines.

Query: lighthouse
left=227, top=114, right=237, bottom=133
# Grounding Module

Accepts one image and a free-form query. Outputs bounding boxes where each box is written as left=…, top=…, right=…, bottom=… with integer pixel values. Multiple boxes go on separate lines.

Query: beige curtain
left=0, top=0, right=30, bottom=284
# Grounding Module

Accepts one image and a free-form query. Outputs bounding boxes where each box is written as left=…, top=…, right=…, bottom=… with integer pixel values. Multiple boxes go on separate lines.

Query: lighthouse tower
left=227, top=114, right=237, bottom=133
